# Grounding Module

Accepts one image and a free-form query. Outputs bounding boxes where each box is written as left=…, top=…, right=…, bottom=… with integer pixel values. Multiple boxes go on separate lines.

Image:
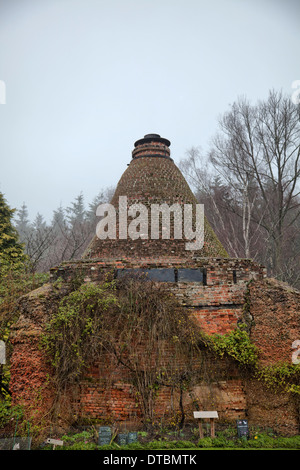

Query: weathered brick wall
left=9, top=284, right=58, bottom=426
left=50, top=257, right=265, bottom=336
left=50, top=257, right=266, bottom=287
left=50, top=256, right=264, bottom=425
left=9, top=340, right=54, bottom=421
left=8, top=134, right=299, bottom=435
left=248, top=278, right=300, bottom=365
left=9, top=259, right=300, bottom=435
left=244, top=278, right=300, bottom=435
left=84, top=144, right=228, bottom=260
left=78, top=347, right=246, bottom=425
left=245, top=378, right=299, bottom=435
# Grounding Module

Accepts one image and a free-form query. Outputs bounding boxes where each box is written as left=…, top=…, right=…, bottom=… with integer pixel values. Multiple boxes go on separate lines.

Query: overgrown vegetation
left=0, top=192, right=49, bottom=339
left=42, top=278, right=118, bottom=388
left=0, top=192, right=27, bottom=266
left=0, top=257, right=49, bottom=405
left=256, top=362, right=300, bottom=395
left=209, top=327, right=259, bottom=368
left=41, top=272, right=211, bottom=427
left=0, top=193, right=49, bottom=407
left=209, top=327, right=300, bottom=398
left=1, top=189, right=299, bottom=434
left=40, top=272, right=300, bottom=432
left=0, top=266, right=49, bottom=434
left=39, top=427, right=300, bottom=450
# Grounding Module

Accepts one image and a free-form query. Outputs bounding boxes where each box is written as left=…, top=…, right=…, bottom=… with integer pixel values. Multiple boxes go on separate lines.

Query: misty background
left=0, top=0, right=299, bottom=221
left=0, top=0, right=300, bottom=288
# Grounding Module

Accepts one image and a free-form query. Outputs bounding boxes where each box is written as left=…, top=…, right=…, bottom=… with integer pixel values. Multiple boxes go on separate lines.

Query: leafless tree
left=179, top=147, right=262, bottom=259
left=209, top=90, right=300, bottom=279
left=14, top=187, right=115, bottom=272
left=180, top=90, right=300, bottom=287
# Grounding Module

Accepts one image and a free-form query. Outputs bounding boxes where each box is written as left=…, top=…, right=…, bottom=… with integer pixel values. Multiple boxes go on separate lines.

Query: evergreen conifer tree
left=0, top=192, right=26, bottom=266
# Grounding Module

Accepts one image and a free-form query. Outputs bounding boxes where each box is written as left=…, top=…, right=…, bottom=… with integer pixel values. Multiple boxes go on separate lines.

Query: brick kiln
left=9, top=134, right=300, bottom=435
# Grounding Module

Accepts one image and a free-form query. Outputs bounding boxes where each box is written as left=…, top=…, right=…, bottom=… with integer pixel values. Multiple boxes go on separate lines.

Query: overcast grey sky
left=0, top=0, right=299, bottom=221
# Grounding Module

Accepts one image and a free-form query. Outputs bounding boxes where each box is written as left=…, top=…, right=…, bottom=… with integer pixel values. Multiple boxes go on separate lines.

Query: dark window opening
left=177, top=268, right=204, bottom=283
left=116, top=267, right=207, bottom=284
left=142, top=268, right=175, bottom=282
left=233, top=270, right=237, bottom=284
left=203, top=268, right=207, bottom=286
left=116, top=268, right=175, bottom=282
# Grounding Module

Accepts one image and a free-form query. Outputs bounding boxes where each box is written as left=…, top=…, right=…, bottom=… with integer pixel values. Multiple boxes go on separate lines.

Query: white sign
left=292, top=340, right=300, bottom=365
left=0, top=341, right=6, bottom=365
left=0, top=80, right=5, bottom=104
left=46, top=438, right=64, bottom=446
left=193, top=411, right=219, bottom=419
left=291, top=80, right=300, bottom=105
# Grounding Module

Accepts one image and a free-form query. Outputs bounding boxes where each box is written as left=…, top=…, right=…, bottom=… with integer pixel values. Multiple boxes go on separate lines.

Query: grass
left=40, top=430, right=300, bottom=451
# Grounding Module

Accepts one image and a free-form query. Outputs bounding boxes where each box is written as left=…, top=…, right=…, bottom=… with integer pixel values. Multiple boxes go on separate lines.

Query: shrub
left=175, top=440, right=196, bottom=448
left=124, top=441, right=144, bottom=450
left=0, top=401, right=24, bottom=429
left=247, top=434, right=274, bottom=448
left=210, top=328, right=259, bottom=368
left=197, top=437, right=213, bottom=448
left=146, top=440, right=171, bottom=450
left=272, top=436, right=300, bottom=449
left=61, top=430, right=93, bottom=443
left=63, top=441, right=98, bottom=450
left=211, top=437, right=231, bottom=448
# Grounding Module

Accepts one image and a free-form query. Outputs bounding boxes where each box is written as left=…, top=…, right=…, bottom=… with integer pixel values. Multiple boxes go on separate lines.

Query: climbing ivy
left=208, top=326, right=300, bottom=396
left=41, top=273, right=300, bottom=428
left=41, top=277, right=118, bottom=386
left=208, top=327, right=259, bottom=368
left=41, top=273, right=210, bottom=427
left=256, top=362, right=300, bottom=395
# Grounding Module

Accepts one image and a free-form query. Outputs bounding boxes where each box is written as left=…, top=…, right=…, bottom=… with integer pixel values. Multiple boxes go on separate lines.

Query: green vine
left=208, top=326, right=300, bottom=396
left=41, top=277, right=118, bottom=386
left=40, top=273, right=300, bottom=429
left=256, top=362, right=300, bottom=395
left=209, top=326, right=259, bottom=368
left=41, top=273, right=210, bottom=427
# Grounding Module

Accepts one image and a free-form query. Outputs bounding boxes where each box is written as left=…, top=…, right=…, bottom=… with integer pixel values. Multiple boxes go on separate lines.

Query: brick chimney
left=132, top=134, right=172, bottom=160
left=83, top=133, right=228, bottom=260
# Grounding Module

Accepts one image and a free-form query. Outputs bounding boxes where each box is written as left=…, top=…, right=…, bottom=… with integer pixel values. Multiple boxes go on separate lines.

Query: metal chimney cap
left=134, top=134, right=171, bottom=148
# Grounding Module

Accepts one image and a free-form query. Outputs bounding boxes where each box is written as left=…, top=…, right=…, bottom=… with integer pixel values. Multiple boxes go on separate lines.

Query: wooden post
left=210, top=418, right=215, bottom=438
left=198, top=420, right=204, bottom=439
left=193, top=411, right=219, bottom=439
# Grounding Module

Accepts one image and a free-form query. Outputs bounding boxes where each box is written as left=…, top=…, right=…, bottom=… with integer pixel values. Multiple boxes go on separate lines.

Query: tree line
left=179, top=89, right=300, bottom=289
left=13, top=187, right=114, bottom=272
left=4, top=88, right=300, bottom=289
